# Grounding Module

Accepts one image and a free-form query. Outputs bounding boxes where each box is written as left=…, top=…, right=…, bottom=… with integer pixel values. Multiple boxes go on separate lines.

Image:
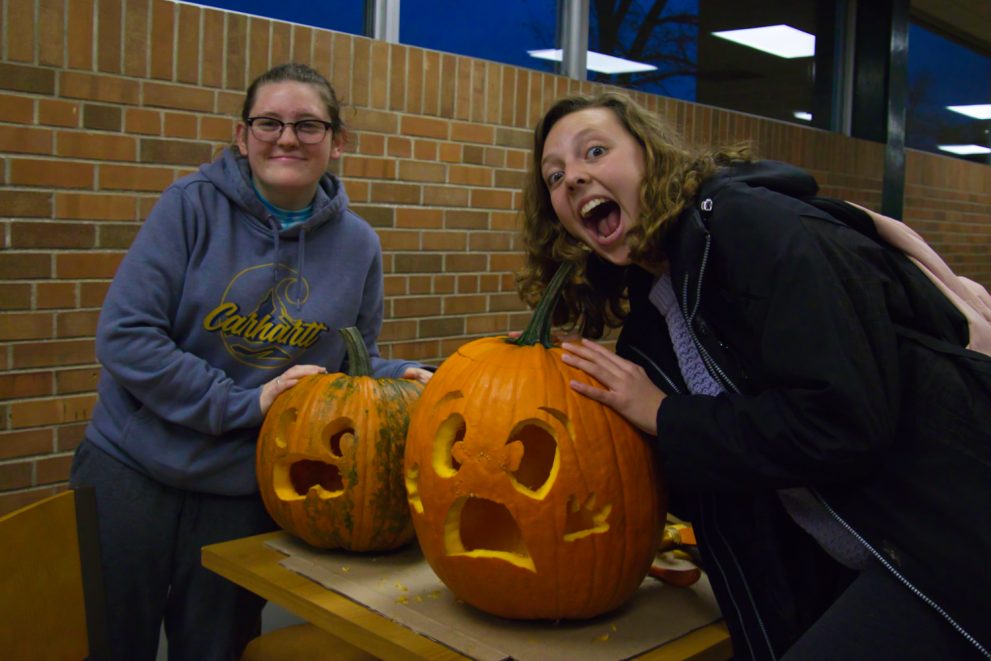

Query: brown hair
left=241, top=63, right=346, bottom=138
left=517, top=91, right=751, bottom=338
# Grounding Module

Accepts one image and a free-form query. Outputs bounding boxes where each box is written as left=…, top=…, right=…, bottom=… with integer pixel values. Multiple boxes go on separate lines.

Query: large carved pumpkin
left=257, top=327, right=423, bottom=551
left=404, top=264, right=666, bottom=619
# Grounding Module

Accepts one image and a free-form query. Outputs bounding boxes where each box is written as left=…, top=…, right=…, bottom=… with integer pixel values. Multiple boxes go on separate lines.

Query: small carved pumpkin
left=257, top=327, right=423, bottom=551
left=404, top=264, right=666, bottom=619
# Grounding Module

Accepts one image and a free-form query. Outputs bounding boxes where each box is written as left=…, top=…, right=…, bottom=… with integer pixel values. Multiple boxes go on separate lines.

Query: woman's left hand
left=403, top=367, right=433, bottom=384
left=560, top=339, right=665, bottom=435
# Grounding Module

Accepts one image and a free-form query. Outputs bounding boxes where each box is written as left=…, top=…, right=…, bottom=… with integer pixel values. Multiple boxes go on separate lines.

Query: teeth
left=580, top=198, right=609, bottom=219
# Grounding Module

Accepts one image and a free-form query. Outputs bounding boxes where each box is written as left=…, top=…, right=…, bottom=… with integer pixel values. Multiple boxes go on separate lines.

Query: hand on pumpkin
left=403, top=367, right=433, bottom=384
left=560, top=339, right=665, bottom=436
left=260, top=364, right=327, bottom=415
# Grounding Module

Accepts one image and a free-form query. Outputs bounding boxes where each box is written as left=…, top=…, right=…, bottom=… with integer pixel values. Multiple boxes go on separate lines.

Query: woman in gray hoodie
left=71, top=63, right=431, bottom=660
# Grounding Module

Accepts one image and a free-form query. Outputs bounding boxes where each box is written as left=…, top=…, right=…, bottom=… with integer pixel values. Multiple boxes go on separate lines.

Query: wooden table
left=203, top=531, right=732, bottom=661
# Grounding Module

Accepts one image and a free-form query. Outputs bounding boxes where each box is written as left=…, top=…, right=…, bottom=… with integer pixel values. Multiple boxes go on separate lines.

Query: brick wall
left=1, top=0, right=989, bottom=514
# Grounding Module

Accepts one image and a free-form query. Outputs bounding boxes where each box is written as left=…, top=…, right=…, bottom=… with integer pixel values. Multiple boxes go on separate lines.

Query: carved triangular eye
left=323, top=417, right=355, bottom=458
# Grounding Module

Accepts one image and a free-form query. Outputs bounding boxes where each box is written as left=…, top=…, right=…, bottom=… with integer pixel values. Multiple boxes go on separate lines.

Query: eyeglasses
left=246, top=117, right=334, bottom=144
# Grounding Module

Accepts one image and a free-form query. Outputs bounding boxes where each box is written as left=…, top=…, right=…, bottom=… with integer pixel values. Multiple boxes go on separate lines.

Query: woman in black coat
left=517, top=91, right=991, bottom=660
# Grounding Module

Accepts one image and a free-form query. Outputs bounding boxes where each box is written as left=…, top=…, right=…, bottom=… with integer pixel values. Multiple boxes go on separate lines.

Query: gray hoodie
left=85, top=148, right=418, bottom=495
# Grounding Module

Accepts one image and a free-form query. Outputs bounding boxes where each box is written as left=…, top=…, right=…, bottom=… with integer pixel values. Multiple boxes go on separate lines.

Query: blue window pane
left=589, top=0, right=699, bottom=102
left=400, top=0, right=557, bottom=73
left=907, top=23, right=991, bottom=163
left=186, top=0, right=365, bottom=36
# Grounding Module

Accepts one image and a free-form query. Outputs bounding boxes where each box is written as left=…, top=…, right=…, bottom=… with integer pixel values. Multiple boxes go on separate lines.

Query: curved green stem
left=339, top=326, right=372, bottom=377
left=508, top=261, right=576, bottom=348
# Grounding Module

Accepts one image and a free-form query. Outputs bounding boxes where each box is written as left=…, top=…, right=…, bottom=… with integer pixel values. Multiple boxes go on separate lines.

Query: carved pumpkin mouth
left=271, top=419, right=356, bottom=501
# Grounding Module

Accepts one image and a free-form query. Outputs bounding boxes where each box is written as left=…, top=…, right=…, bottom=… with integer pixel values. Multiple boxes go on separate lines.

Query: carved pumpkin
left=257, top=327, right=423, bottom=551
left=404, top=264, right=666, bottom=619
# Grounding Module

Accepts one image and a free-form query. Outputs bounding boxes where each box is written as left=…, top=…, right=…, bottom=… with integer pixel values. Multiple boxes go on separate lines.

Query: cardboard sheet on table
left=266, top=535, right=722, bottom=661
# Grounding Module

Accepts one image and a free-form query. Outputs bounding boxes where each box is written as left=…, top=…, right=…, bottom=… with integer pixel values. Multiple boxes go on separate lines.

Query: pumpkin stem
left=339, top=326, right=372, bottom=377
left=509, top=261, right=576, bottom=348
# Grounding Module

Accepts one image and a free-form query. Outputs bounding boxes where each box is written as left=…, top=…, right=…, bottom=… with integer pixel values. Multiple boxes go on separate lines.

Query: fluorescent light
left=937, top=144, right=991, bottom=155
left=947, top=104, right=991, bottom=120
left=793, top=111, right=812, bottom=121
left=527, top=49, right=657, bottom=74
left=712, top=25, right=815, bottom=59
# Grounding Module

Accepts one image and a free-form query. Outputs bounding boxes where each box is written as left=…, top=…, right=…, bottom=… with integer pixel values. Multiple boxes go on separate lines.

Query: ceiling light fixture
left=937, top=144, right=991, bottom=155
left=527, top=49, right=657, bottom=75
left=946, top=104, right=991, bottom=120
left=712, top=24, right=815, bottom=59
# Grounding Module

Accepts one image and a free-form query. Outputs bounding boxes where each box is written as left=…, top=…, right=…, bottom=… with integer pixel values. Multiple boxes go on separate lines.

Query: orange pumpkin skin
left=257, top=359, right=423, bottom=551
left=404, top=336, right=666, bottom=620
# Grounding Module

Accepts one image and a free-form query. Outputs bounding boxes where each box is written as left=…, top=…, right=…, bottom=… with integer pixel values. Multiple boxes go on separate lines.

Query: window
left=401, top=0, right=557, bottom=73
left=906, top=22, right=991, bottom=163
left=186, top=0, right=365, bottom=36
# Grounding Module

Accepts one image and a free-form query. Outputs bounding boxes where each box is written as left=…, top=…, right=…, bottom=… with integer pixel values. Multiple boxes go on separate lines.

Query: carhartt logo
left=203, top=264, right=329, bottom=368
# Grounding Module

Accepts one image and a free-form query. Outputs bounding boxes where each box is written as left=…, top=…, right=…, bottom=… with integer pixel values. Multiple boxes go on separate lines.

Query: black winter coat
left=615, top=161, right=991, bottom=660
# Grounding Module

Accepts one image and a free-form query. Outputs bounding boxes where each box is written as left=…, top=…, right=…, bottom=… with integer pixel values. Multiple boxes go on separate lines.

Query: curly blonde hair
left=517, top=91, right=751, bottom=338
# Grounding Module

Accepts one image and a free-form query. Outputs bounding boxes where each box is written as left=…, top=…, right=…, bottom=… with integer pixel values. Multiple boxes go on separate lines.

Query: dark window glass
left=588, top=0, right=699, bottom=102
left=400, top=0, right=557, bottom=73
left=186, top=0, right=365, bottom=36
left=592, top=0, right=840, bottom=129
left=906, top=23, right=991, bottom=164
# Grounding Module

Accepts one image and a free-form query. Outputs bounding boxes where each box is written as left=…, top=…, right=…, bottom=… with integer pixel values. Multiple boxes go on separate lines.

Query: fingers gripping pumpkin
left=257, top=327, right=423, bottom=551
left=404, top=264, right=667, bottom=619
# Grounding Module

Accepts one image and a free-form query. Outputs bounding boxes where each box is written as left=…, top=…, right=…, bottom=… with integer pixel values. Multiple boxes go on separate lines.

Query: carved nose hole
left=289, top=461, right=342, bottom=495
left=508, top=423, right=556, bottom=492
left=459, top=497, right=526, bottom=556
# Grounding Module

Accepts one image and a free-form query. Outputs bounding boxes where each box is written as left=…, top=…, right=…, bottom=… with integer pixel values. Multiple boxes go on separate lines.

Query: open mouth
left=580, top=197, right=622, bottom=244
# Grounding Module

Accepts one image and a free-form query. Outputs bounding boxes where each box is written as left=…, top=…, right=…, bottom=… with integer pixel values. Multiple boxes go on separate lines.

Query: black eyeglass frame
left=245, top=117, right=336, bottom=144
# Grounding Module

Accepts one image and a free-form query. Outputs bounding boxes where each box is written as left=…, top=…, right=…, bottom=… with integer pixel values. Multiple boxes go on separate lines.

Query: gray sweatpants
left=70, top=440, right=278, bottom=661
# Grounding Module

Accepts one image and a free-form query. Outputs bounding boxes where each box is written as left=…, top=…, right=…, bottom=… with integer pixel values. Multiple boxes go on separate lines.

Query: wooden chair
left=0, top=487, right=110, bottom=660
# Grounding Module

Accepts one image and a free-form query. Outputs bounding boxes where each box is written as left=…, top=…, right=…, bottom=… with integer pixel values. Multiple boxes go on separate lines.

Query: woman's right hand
left=259, top=364, right=327, bottom=415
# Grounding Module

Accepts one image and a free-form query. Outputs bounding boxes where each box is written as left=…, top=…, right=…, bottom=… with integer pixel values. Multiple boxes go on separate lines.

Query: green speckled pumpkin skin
left=257, top=372, right=423, bottom=551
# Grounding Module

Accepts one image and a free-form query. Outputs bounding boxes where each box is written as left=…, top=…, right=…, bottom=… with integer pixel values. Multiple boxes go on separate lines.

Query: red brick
left=56, top=310, right=100, bottom=338
left=0, top=429, right=54, bottom=460
left=0, top=93, right=34, bottom=123
left=0, top=126, right=54, bottom=155
left=12, top=339, right=96, bottom=369
left=0, top=284, right=32, bottom=310
left=39, top=0, right=66, bottom=67
left=80, top=282, right=110, bottom=307
left=60, top=71, right=141, bottom=105
left=57, top=131, right=138, bottom=161
left=98, top=224, right=141, bottom=249
left=10, top=159, right=94, bottom=189
left=67, top=0, right=95, bottom=70
left=123, top=0, right=150, bottom=76
left=124, top=107, right=162, bottom=135
left=10, top=222, right=96, bottom=249
left=139, top=138, right=212, bottom=166
left=83, top=104, right=123, bottom=131
left=56, top=423, right=87, bottom=452
left=38, top=99, right=81, bottom=127
left=200, top=116, right=236, bottom=142
left=143, top=82, right=215, bottom=112
left=0, top=312, right=53, bottom=341
left=0, top=371, right=55, bottom=399
left=6, top=0, right=36, bottom=63
left=99, top=164, right=177, bottom=192
left=0, top=191, right=53, bottom=217
left=0, top=253, right=52, bottom=280
left=150, top=0, right=176, bottom=80
left=163, top=112, right=198, bottom=139
left=201, top=9, right=225, bottom=87
left=225, top=13, right=248, bottom=90
left=402, top=116, right=448, bottom=139
left=0, top=460, right=34, bottom=491
left=55, top=193, right=137, bottom=221
left=176, top=3, right=201, bottom=84
left=36, top=282, right=77, bottom=309
left=56, top=253, right=123, bottom=279
left=36, top=454, right=75, bottom=486
left=56, top=367, right=100, bottom=394
left=97, top=0, right=123, bottom=73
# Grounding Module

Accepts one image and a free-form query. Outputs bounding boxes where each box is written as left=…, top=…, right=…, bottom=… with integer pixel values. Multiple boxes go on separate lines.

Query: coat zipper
left=627, top=344, right=683, bottom=395
left=813, top=489, right=991, bottom=659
